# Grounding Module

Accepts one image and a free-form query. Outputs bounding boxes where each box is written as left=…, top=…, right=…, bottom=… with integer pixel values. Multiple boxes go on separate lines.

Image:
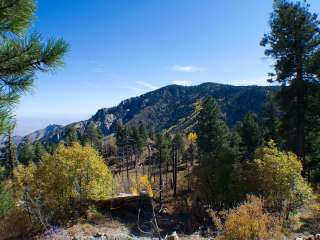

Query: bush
left=11, top=143, right=113, bottom=222
left=130, top=175, right=153, bottom=197
left=217, top=195, right=283, bottom=240
left=253, top=140, right=312, bottom=214
left=0, top=184, right=14, bottom=219
left=0, top=207, right=35, bottom=239
left=86, top=205, right=105, bottom=224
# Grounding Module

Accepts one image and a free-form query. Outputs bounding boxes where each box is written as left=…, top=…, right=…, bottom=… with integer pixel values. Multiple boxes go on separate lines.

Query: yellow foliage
left=217, top=195, right=283, bottom=240
left=254, top=140, right=312, bottom=211
left=194, top=99, right=203, bottom=113
left=130, top=175, right=153, bottom=197
left=139, top=175, right=153, bottom=197
left=10, top=163, right=37, bottom=199
left=187, top=132, right=198, bottom=142
left=10, top=143, right=113, bottom=221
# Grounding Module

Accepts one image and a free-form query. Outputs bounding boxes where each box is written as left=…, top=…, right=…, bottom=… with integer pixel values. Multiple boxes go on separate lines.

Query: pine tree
left=129, top=126, right=146, bottom=179
left=130, top=126, right=144, bottom=156
left=305, top=84, right=320, bottom=182
left=33, top=141, right=47, bottom=163
left=262, top=94, right=281, bottom=143
left=18, top=136, right=34, bottom=165
left=0, top=126, right=17, bottom=177
left=155, top=132, right=170, bottom=204
left=185, top=132, right=197, bottom=192
left=64, top=126, right=79, bottom=146
left=196, top=96, right=230, bottom=159
left=115, top=122, right=126, bottom=180
left=171, top=133, right=184, bottom=196
left=195, top=96, right=237, bottom=206
left=138, top=123, right=148, bottom=143
left=261, top=0, right=320, bottom=169
left=237, top=112, right=263, bottom=160
left=0, top=0, right=68, bottom=135
left=82, top=122, right=103, bottom=151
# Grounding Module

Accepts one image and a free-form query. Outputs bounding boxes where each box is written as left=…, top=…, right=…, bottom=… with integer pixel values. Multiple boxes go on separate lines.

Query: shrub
left=217, top=195, right=283, bottom=240
left=253, top=140, right=312, bottom=214
left=130, top=175, right=153, bottom=197
left=0, top=184, right=14, bottom=219
left=86, top=205, right=105, bottom=224
left=11, top=143, right=113, bottom=222
left=0, top=208, right=35, bottom=239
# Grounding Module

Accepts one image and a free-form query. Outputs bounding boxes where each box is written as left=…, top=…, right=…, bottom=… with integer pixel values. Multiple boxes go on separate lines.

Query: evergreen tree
left=64, top=126, right=79, bottom=146
left=33, top=141, right=47, bottom=163
left=262, top=94, right=281, bottom=143
left=18, top=136, right=34, bottom=165
left=130, top=126, right=144, bottom=155
left=171, top=133, right=184, bottom=196
left=196, top=96, right=230, bottom=159
left=305, top=84, right=320, bottom=182
left=0, top=126, right=17, bottom=177
left=115, top=121, right=127, bottom=177
left=195, top=96, right=236, bottom=206
left=138, top=123, right=148, bottom=143
left=44, top=141, right=58, bottom=155
left=155, top=132, right=170, bottom=204
left=0, top=0, right=68, bottom=135
left=185, top=132, right=198, bottom=192
left=82, top=122, right=103, bottom=151
left=261, top=0, right=320, bottom=168
left=237, top=112, right=263, bottom=160
left=115, top=122, right=126, bottom=150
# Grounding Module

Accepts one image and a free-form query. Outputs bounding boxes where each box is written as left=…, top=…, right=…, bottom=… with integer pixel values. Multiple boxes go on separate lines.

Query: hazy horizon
left=15, top=81, right=275, bottom=136
left=15, top=0, right=320, bottom=135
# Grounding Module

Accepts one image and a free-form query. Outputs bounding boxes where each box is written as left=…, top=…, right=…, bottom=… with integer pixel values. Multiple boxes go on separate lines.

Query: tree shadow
left=295, top=195, right=320, bottom=235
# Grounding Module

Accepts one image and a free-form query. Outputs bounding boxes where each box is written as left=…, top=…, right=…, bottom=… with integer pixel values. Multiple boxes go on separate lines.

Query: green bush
left=253, top=140, right=312, bottom=215
left=0, top=184, right=14, bottom=219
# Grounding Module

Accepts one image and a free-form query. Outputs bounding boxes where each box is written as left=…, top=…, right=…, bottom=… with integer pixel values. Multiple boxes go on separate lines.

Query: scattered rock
left=94, top=232, right=103, bottom=238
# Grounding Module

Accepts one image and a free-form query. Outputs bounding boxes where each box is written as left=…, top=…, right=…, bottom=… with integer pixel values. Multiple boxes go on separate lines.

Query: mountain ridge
left=21, top=82, right=278, bottom=144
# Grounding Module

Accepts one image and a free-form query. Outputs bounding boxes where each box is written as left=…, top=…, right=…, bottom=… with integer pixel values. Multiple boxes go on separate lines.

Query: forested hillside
left=24, top=83, right=277, bottom=144
left=0, top=0, right=319, bottom=240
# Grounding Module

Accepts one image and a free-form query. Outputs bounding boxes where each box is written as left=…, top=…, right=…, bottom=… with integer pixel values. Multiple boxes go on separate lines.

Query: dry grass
left=216, top=195, right=284, bottom=240
left=0, top=208, right=36, bottom=240
left=293, top=193, right=320, bottom=235
left=67, top=220, right=128, bottom=239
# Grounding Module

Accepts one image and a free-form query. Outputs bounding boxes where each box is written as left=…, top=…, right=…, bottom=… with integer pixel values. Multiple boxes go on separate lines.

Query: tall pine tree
left=262, top=94, right=281, bottom=143
left=237, top=112, right=263, bottom=160
left=0, top=126, right=17, bottom=177
left=195, top=96, right=236, bottom=206
left=196, top=96, right=230, bottom=160
left=261, top=0, right=320, bottom=171
left=18, top=136, right=34, bottom=165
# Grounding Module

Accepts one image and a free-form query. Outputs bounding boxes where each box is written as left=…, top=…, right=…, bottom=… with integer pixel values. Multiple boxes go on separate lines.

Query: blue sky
left=14, top=0, right=320, bottom=135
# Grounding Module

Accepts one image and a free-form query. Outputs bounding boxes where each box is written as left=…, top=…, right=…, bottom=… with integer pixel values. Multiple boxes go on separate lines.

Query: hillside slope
left=25, top=82, right=277, bottom=143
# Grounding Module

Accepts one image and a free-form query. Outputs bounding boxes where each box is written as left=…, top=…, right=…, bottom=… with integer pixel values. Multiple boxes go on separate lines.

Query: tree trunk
left=126, top=154, right=129, bottom=183
left=296, top=60, right=306, bottom=176
left=159, top=149, right=163, bottom=205
left=174, top=149, right=177, bottom=196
